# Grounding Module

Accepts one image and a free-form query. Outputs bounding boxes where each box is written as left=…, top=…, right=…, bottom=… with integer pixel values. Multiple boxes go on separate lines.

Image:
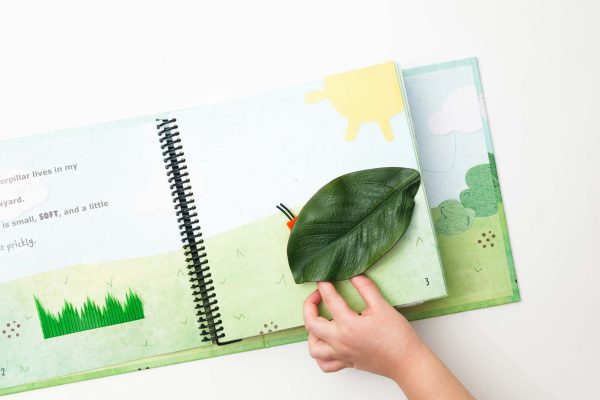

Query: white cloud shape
left=428, top=85, right=483, bottom=135
left=135, top=167, right=207, bottom=215
left=0, top=169, right=49, bottom=221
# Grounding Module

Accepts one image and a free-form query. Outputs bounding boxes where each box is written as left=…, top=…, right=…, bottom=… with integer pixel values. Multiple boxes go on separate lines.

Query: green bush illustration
left=460, top=164, right=498, bottom=217
left=35, top=290, right=144, bottom=339
left=434, top=200, right=476, bottom=235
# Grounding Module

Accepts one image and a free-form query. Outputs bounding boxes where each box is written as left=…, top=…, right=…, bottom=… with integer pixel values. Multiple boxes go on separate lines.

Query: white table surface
left=1, top=1, right=599, bottom=398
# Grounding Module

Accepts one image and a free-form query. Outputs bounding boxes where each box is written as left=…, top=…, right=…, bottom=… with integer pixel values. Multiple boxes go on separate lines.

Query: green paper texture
left=207, top=185, right=444, bottom=342
left=35, top=290, right=145, bottom=339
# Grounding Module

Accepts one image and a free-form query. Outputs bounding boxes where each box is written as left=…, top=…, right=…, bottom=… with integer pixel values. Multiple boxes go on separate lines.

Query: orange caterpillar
left=276, top=203, right=298, bottom=231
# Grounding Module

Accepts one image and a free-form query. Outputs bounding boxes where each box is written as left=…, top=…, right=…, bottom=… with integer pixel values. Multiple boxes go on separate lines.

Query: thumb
left=350, top=275, right=389, bottom=311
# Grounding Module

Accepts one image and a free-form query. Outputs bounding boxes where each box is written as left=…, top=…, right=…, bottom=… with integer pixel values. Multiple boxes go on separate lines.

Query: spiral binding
left=156, top=118, right=225, bottom=344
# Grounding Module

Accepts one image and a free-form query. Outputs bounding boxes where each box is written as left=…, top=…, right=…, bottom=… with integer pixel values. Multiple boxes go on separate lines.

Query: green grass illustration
left=34, top=290, right=145, bottom=339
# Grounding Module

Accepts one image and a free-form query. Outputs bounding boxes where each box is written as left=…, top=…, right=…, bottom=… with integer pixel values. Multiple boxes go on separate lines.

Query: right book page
left=401, top=58, right=520, bottom=319
left=174, top=62, right=446, bottom=342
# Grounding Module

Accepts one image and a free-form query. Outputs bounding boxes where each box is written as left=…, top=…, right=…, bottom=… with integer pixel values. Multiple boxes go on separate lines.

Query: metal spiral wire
left=157, top=118, right=225, bottom=343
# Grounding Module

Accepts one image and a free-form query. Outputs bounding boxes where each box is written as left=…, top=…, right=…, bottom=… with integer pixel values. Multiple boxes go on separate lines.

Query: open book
left=0, top=62, right=446, bottom=392
left=0, top=58, right=519, bottom=396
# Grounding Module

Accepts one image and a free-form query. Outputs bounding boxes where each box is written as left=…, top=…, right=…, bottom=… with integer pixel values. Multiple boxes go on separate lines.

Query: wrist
left=388, top=334, right=430, bottom=386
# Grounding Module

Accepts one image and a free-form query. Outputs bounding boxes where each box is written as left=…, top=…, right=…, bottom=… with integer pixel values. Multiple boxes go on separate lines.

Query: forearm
left=391, top=339, right=475, bottom=400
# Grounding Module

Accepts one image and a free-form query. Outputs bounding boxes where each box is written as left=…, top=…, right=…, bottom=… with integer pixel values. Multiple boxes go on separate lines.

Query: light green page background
left=206, top=188, right=443, bottom=342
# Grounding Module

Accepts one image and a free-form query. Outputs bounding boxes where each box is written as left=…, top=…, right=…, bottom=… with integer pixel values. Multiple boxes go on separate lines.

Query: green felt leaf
left=287, top=167, right=421, bottom=283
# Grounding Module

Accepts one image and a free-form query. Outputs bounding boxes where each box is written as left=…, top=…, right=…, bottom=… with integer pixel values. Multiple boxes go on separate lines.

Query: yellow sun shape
left=305, top=62, right=405, bottom=142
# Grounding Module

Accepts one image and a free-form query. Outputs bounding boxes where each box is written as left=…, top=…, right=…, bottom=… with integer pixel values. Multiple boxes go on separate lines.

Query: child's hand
left=303, top=275, right=474, bottom=400
left=303, top=275, right=420, bottom=379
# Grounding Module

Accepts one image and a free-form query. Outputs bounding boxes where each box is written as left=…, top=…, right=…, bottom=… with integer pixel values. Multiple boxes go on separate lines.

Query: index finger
left=350, top=275, right=389, bottom=311
left=303, top=289, right=323, bottom=322
left=303, top=289, right=335, bottom=340
left=317, top=281, right=356, bottom=320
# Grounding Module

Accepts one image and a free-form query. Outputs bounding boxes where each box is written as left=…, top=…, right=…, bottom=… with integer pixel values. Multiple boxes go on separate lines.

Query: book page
left=400, top=58, right=519, bottom=319
left=0, top=116, right=206, bottom=391
left=174, top=62, right=446, bottom=342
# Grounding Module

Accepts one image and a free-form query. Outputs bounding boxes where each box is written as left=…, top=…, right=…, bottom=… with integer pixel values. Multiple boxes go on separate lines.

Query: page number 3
left=425, top=278, right=430, bottom=286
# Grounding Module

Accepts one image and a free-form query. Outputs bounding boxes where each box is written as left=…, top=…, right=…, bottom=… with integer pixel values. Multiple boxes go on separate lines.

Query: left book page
left=0, top=116, right=206, bottom=391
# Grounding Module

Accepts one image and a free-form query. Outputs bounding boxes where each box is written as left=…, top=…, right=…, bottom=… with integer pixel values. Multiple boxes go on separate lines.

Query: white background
left=1, top=0, right=599, bottom=398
